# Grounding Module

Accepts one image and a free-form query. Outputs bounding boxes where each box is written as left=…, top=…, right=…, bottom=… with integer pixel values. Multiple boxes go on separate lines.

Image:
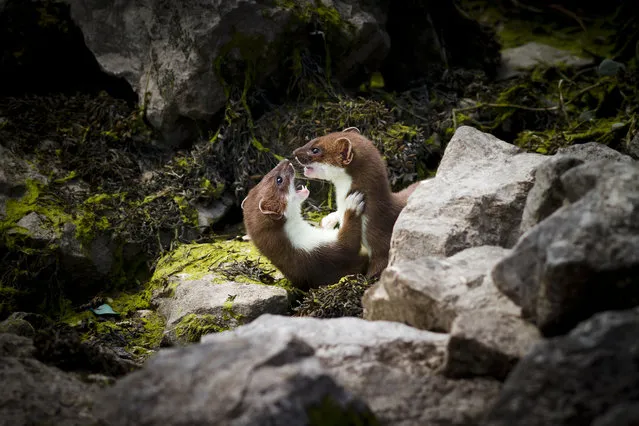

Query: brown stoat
left=241, top=159, right=368, bottom=290
left=292, top=128, right=419, bottom=278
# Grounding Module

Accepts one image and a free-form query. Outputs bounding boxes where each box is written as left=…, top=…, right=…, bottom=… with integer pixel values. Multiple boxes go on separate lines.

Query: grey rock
left=521, top=143, right=631, bottom=234
left=64, top=0, right=389, bottom=144
left=196, top=194, right=234, bottom=228
left=390, top=126, right=546, bottom=263
left=0, top=333, right=35, bottom=358
left=520, top=155, right=584, bottom=234
left=598, top=58, right=625, bottom=76
left=8, top=212, right=56, bottom=246
left=0, top=318, right=36, bottom=338
left=155, top=276, right=290, bottom=344
left=204, top=315, right=501, bottom=426
left=482, top=308, right=639, bottom=426
left=364, top=246, right=519, bottom=333
left=0, top=334, right=97, bottom=426
left=498, top=42, right=593, bottom=80
left=95, top=330, right=376, bottom=426
left=441, top=310, right=541, bottom=381
left=556, top=141, right=633, bottom=163
left=492, top=160, right=639, bottom=336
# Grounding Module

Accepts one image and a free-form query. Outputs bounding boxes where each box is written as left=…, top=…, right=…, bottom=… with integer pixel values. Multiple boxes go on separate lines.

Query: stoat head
left=241, top=159, right=309, bottom=222
left=292, top=127, right=361, bottom=181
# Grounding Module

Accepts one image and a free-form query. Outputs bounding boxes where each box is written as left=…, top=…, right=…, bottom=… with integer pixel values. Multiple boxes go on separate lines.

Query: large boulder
left=64, top=0, right=389, bottom=144
left=390, top=126, right=546, bottom=263
left=363, top=246, right=520, bottom=332
left=94, top=329, right=377, bottom=426
left=482, top=308, right=639, bottom=426
left=493, top=160, right=639, bottom=336
left=203, top=314, right=502, bottom=426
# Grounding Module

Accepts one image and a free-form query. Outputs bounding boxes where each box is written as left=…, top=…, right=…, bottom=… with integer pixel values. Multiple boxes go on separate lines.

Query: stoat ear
left=240, top=196, right=248, bottom=210
left=258, top=197, right=284, bottom=219
left=335, top=137, right=354, bottom=165
left=342, top=126, right=361, bottom=134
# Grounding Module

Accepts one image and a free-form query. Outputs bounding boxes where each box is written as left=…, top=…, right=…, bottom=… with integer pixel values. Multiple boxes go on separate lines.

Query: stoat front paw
left=344, top=191, right=365, bottom=216
left=320, top=211, right=340, bottom=229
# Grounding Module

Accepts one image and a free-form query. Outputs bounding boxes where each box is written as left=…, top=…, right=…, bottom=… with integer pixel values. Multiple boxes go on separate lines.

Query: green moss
left=173, top=313, right=227, bottom=343
left=150, top=240, right=290, bottom=288
left=173, top=196, right=199, bottom=227
left=222, top=294, right=245, bottom=322
left=307, top=395, right=380, bottom=426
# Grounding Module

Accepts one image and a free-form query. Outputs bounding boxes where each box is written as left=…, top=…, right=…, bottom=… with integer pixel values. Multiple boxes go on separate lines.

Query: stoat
left=242, top=159, right=368, bottom=290
left=292, top=128, right=419, bottom=278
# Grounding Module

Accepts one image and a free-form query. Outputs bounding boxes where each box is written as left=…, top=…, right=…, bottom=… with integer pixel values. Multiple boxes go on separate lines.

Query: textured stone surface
left=65, top=0, right=389, bottom=144
left=95, top=330, right=376, bottom=426
left=482, top=308, right=639, bottom=426
left=493, top=160, right=639, bottom=336
left=441, top=310, right=541, bottom=381
left=364, top=246, right=519, bottom=332
left=155, top=276, right=290, bottom=344
left=0, top=333, right=98, bottom=426
left=390, top=126, right=546, bottom=263
left=203, top=314, right=501, bottom=426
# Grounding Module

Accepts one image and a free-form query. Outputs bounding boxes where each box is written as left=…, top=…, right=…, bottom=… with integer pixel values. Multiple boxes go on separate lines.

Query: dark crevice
left=0, top=0, right=136, bottom=104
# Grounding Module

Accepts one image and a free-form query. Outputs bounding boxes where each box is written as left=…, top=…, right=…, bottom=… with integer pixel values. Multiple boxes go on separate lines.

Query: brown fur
left=292, top=129, right=418, bottom=278
left=242, top=159, right=368, bottom=290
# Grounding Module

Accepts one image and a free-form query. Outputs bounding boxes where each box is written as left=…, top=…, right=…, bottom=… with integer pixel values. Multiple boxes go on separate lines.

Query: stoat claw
left=320, top=211, right=340, bottom=229
left=344, top=191, right=365, bottom=216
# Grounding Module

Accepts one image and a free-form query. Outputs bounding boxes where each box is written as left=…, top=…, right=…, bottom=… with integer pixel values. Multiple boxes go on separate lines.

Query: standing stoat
left=292, top=128, right=419, bottom=278
left=242, top=159, right=368, bottom=290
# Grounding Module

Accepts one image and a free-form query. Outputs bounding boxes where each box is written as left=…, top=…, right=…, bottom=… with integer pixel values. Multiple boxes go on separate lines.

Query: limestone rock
left=493, top=160, right=639, bottom=336
left=94, top=330, right=376, bottom=426
left=498, top=42, right=593, bottom=80
left=155, top=277, right=290, bottom=345
left=482, top=308, right=639, bottom=426
left=441, top=310, right=541, bottom=381
left=64, top=0, right=389, bottom=144
left=390, top=126, right=546, bottom=264
left=521, top=143, right=633, bottom=234
left=204, top=314, right=501, bottom=426
left=520, top=156, right=584, bottom=234
left=0, top=333, right=98, bottom=426
left=364, top=246, right=520, bottom=332
left=556, top=141, right=634, bottom=163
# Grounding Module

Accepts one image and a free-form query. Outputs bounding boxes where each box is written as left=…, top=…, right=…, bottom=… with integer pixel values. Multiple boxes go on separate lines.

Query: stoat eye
left=311, top=147, right=321, bottom=154
left=276, top=176, right=283, bottom=185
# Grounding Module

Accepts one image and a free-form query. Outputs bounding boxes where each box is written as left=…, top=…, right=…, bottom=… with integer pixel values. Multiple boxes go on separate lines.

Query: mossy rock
left=150, top=239, right=295, bottom=345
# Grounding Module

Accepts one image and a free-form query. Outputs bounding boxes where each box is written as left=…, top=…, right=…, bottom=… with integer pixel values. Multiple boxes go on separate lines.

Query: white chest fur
left=284, top=204, right=339, bottom=252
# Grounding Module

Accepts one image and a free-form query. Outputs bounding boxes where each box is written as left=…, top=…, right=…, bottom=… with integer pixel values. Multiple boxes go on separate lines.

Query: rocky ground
left=1, top=0, right=639, bottom=425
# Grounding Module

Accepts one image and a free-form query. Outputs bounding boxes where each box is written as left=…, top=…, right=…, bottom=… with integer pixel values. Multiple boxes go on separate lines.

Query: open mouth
left=295, top=156, right=313, bottom=174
